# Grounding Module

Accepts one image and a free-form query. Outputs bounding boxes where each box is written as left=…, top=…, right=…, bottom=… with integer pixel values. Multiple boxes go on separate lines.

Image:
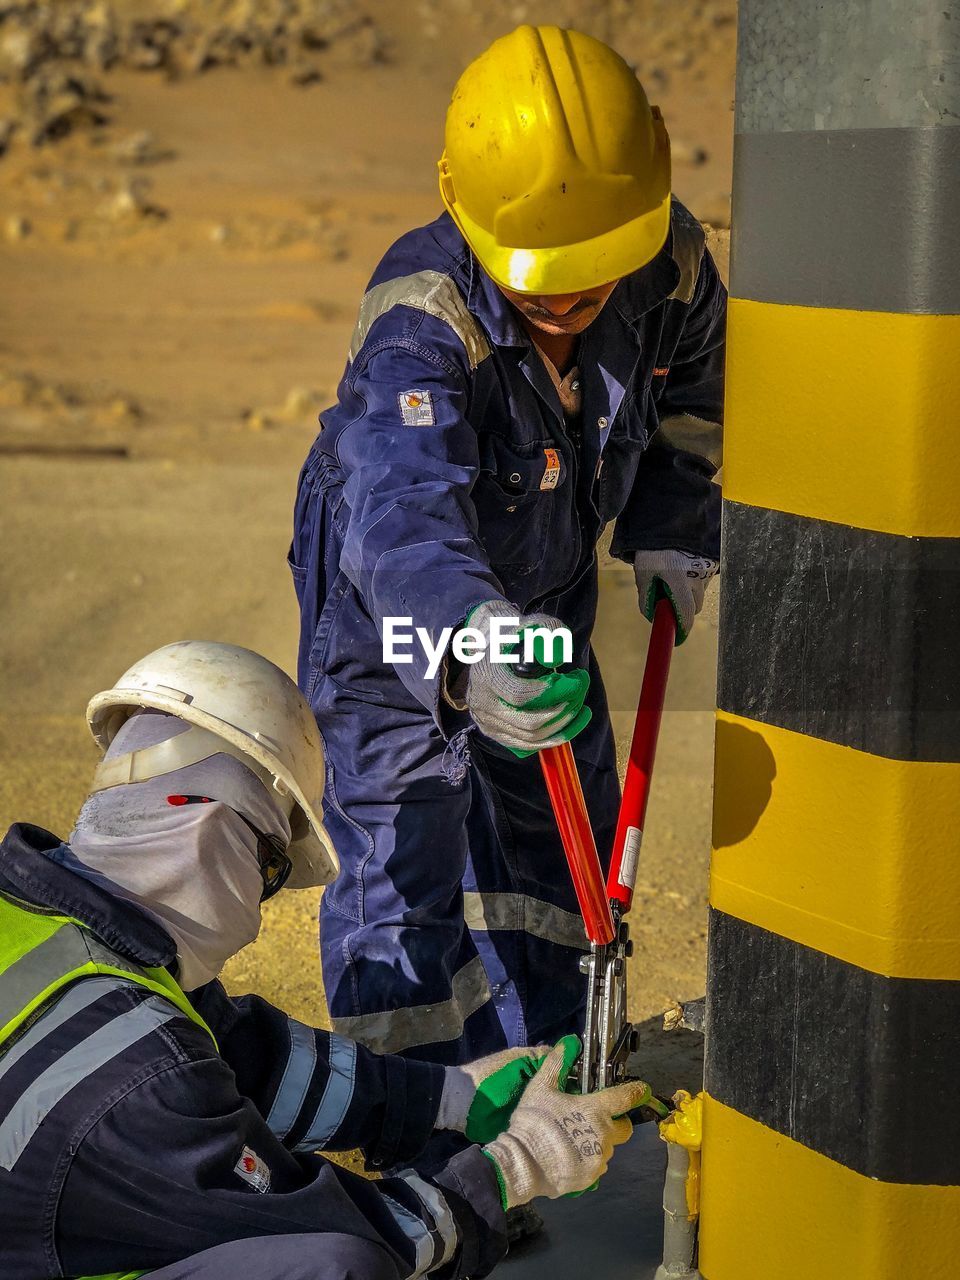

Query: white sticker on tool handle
left=618, top=826, right=643, bottom=891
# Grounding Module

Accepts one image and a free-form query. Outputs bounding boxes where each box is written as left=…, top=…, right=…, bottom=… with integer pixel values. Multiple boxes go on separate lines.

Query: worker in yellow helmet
left=438, top=25, right=673, bottom=297
left=291, top=25, right=724, bottom=1239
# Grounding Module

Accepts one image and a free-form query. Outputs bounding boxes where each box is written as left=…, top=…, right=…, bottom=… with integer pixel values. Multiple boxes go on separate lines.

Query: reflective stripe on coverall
left=291, top=204, right=725, bottom=1064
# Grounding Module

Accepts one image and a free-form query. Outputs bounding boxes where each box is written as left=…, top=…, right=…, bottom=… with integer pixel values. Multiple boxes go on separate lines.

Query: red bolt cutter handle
left=606, top=597, right=676, bottom=912
left=538, top=741, right=615, bottom=946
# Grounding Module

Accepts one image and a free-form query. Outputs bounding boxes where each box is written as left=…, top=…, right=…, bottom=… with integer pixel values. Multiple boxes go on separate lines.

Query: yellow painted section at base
left=699, top=1098, right=960, bottom=1280
left=723, top=300, right=960, bottom=538
left=711, top=711, right=960, bottom=979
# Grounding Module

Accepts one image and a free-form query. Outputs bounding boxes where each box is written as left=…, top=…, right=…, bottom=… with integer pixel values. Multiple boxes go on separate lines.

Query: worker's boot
left=506, top=1201, right=544, bottom=1246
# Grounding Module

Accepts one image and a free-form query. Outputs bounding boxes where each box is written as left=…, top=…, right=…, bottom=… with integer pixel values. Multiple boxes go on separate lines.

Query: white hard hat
left=86, top=640, right=338, bottom=889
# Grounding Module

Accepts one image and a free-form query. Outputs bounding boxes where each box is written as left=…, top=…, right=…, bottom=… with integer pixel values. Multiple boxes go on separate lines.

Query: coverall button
left=509, top=472, right=521, bottom=483
left=598, top=416, right=608, bottom=429
left=507, top=504, right=517, bottom=512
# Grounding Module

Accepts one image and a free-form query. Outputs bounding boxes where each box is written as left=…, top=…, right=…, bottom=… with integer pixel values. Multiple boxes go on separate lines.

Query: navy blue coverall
left=0, top=824, right=504, bottom=1279
left=291, top=203, right=725, bottom=1065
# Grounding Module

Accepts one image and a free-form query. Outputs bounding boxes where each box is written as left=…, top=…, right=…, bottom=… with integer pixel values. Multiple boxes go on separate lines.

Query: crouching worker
left=0, top=641, right=646, bottom=1280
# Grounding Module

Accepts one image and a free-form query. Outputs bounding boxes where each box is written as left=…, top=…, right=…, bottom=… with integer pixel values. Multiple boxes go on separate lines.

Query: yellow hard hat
left=438, top=25, right=672, bottom=296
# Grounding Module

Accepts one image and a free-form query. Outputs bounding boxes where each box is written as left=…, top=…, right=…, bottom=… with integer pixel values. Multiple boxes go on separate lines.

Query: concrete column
left=700, top=2, right=960, bottom=1276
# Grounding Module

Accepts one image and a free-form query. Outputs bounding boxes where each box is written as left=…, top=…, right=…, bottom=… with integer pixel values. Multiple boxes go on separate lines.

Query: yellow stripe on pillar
left=699, top=1097, right=960, bottom=1280
left=710, top=710, right=960, bottom=980
left=723, top=300, right=960, bottom=538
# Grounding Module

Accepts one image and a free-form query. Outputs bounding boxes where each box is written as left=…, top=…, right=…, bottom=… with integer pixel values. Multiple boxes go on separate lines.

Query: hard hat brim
left=445, top=187, right=673, bottom=297
left=285, top=826, right=337, bottom=891
left=86, top=687, right=340, bottom=889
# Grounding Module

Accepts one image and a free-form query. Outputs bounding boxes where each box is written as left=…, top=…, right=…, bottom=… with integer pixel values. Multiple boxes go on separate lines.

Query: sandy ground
left=0, top=0, right=735, bottom=1099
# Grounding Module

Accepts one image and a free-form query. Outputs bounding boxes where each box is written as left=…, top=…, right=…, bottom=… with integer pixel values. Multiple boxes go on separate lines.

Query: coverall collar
left=610, top=240, right=683, bottom=327
left=466, top=254, right=529, bottom=349
left=0, top=822, right=177, bottom=970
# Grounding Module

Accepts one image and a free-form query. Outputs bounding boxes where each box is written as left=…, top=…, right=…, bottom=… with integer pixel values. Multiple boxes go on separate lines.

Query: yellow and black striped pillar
left=700, top=3, right=960, bottom=1276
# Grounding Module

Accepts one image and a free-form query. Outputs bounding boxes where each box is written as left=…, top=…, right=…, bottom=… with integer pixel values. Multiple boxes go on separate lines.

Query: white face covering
left=68, top=710, right=292, bottom=991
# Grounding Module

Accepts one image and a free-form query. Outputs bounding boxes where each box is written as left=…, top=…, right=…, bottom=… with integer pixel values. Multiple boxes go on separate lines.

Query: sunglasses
left=166, top=794, right=293, bottom=902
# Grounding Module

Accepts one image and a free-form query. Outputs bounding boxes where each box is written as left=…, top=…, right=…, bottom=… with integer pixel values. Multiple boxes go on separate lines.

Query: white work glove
left=633, top=549, right=719, bottom=643
left=482, top=1040, right=649, bottom=1208
left=459, top=600, right=591, bottom=756
left=437, top=1044, right=549, bottom=1141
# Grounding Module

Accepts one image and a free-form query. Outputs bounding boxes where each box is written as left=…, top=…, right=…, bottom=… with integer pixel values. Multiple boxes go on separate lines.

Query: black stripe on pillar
left=705, top=907, right=960, bottom=1184
left=730, top=126, right=960, bottom=312
left=717, top=501, right=960, bottom=762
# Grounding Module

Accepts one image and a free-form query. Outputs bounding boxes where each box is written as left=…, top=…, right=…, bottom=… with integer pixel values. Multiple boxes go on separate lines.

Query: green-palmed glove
left=436, top=1044, right=551, bottom=1142
left=462, top=600, right=591, bottom=757
left=633, top=549, right=719, bottom=644
left=481, top=1037, right=650, bottom=1210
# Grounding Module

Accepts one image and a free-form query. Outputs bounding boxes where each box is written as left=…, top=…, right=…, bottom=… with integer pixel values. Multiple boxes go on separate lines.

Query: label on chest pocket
left=540, top=448, right=561, bottom=491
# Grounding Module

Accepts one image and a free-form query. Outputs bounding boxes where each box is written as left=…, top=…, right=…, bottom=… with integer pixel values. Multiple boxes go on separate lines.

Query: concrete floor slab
left=502, top=1122, right=668, bottom=1278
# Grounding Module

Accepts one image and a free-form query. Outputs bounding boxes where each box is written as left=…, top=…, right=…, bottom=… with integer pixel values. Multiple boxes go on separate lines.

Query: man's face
left=498, top=280, right=619, bottom=338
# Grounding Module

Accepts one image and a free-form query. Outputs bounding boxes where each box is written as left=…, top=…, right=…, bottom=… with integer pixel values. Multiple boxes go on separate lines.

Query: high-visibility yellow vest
left=0, top=889, right=218, bottom=1280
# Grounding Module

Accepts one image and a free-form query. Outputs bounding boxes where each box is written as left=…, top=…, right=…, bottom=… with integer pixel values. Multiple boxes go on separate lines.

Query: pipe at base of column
left=654, top=1091, right=702, bottom=1280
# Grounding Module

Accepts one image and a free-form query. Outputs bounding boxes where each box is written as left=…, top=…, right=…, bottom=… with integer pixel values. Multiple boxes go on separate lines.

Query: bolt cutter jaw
left=574, top=910, right=638, bottom=1094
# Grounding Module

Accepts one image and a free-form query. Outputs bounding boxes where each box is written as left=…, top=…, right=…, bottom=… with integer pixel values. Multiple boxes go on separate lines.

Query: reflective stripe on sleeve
left=0, top=978, right=131, bottom=1085
left=293, top=1034, right=357, bottom=1151
left=401, top=1172, right=459, bottom=1270
left=264, top=1017, right=318, bottom=1141
left=667, top=212, right=707, bottom=304
left=0, top=994, right=178, bottom=1170
left=657, top=412, right=723, bottom=470
left=380, top=1192, right=437, bottom=1279
left=348, top=270, right=492, bottom=370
